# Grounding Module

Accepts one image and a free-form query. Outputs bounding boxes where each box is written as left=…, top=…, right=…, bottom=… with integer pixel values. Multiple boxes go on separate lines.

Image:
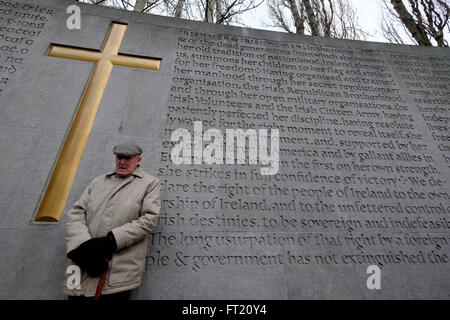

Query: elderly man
left=63, top=143, right=160, bottom=300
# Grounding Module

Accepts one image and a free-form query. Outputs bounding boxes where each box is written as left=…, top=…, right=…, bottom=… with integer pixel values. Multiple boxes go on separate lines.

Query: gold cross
left=34, top=22, right=161, bottom=222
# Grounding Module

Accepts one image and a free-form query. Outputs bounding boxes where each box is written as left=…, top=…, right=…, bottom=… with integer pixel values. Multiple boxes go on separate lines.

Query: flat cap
left=113, top=143, right=143, bottom=156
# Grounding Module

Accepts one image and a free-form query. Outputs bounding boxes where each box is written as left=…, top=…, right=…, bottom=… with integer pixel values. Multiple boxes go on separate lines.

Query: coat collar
left=106, top=165, right=144, bottom=179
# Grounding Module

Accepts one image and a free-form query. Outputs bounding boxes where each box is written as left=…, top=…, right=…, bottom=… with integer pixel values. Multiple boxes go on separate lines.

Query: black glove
left=85, top=231, right=117, bottom=260
left=67, top=232, right=117, bottom=277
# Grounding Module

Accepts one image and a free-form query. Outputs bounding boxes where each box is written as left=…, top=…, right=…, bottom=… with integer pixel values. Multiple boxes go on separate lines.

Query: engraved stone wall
left=0, top=0, right=448, bottom=299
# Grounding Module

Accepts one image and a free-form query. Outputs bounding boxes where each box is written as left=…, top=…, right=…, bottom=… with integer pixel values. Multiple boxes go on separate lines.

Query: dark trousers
left=68, top=290, right=131, bottom=301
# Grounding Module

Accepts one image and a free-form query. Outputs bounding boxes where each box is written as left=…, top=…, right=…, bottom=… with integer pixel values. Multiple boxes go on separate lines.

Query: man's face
left=115, top=155, right=141, bottom=177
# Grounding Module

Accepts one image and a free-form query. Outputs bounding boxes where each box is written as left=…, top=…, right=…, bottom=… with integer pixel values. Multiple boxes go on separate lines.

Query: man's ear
left=136, top=156, right=142, bottom=164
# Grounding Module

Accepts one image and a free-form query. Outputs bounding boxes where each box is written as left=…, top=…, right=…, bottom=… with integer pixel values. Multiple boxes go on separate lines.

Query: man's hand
left=87, top=231, right=117, bottom=260
left=67, top=231, right=117, bottom=277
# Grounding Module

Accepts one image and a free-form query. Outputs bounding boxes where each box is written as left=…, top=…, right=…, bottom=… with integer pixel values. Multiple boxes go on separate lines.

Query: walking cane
left=93, top=258, right=109, bottom=301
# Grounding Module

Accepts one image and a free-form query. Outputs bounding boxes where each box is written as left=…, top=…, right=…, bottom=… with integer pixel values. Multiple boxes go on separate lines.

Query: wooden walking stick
left=93, top=258, right=109, bottom=301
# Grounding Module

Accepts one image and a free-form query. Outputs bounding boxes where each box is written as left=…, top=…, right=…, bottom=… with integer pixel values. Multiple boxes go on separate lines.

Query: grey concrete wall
left=0, top=0, right=448, bottom=299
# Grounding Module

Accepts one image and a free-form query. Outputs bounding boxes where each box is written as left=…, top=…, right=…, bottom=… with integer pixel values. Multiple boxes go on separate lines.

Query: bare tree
left=304, top=0, right=320, bottom=35
left=78, top=0, right=262, bottom=25
left=179, top=0, right=264, bottom=24
left=174, top=0, right=186, bottom=17
left=269, top=1, right=298, bottom=32
left=77, top=0, right=163, bottom=13
left=381, top=0, right=449, bottom=47
left=381, top=10, right=409, bottom=44
left=135, top=0, right=147, bottom=11
left=134, top=0, right=157, bottom=12
left=268, top=0, right=368, bottom=40
left=288, top=0, right=306, bottom=34
left=205, top=0, right=215, bottom=22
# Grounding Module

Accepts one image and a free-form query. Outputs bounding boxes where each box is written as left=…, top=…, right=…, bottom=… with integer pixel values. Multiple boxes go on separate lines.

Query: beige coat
left=63, top=166, right=160, bottom=297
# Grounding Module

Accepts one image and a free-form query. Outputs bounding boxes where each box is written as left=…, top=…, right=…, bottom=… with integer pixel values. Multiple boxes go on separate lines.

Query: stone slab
left=0, top=0, right=448, bottom=299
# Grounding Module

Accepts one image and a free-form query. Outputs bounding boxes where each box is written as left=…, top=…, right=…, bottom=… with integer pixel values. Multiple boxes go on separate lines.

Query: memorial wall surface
left=0, top=0, right=448, bottom=299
